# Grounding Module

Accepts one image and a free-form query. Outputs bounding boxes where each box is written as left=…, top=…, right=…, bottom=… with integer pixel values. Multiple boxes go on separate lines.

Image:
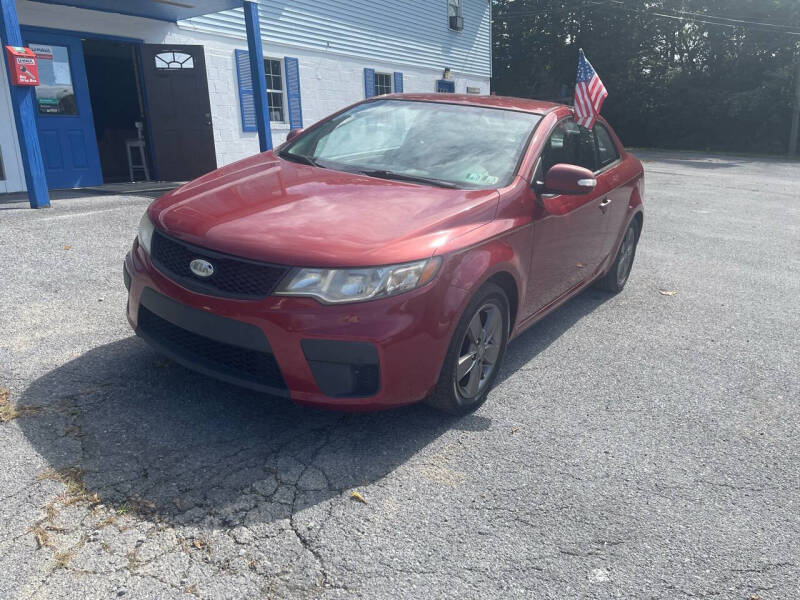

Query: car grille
left=137, top=305, right=287, bottom=391
left=150, top=230, right=288, bottom=299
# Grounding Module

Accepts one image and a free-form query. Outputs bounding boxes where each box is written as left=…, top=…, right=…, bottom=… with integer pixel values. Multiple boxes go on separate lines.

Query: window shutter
left=393, top=72, right=403, bottom=93
left=235, top=49, right=257, bottom=132
left=284, top=56, right=303, bottom=129
left=364, top=68, right=376, bottom=98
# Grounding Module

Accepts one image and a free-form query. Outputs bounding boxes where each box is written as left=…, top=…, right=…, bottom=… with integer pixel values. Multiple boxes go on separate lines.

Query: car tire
left=594, top=222, right=639, bottom=294
left=425, top=282, right=509, bottom=415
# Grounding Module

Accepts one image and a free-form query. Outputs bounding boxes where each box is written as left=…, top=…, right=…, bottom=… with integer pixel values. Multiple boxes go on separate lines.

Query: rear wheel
left=594, top=222, right=638, bottom=293
left=426, top=283, right=509, bottom=415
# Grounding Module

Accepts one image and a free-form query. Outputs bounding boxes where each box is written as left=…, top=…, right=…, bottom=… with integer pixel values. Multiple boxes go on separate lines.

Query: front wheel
left=594, top=222, right=639, bottom=293
left=425, top=283, right=509, bottom=415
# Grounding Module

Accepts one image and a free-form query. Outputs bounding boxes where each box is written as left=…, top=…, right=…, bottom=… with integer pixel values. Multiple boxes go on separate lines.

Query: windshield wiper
left=277, top=150, right=323, bottom=168
left=355, top=169, right=458, bottom=189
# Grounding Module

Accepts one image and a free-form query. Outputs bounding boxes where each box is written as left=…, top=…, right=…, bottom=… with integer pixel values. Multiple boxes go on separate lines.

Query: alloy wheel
left=455, top=303, right=503, bottom=401
left=616, top=227, right=636, bottom=288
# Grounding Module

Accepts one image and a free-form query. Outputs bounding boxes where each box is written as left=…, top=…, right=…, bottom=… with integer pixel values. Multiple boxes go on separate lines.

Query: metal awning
left=28, top=0, right=242, bottom=22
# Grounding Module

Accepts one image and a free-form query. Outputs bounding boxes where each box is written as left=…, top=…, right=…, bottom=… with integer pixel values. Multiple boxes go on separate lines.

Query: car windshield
left=280, top=99, right=542, bottom=189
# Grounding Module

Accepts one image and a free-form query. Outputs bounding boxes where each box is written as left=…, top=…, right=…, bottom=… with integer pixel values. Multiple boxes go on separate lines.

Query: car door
left=592, top=122, right=629, bottom=261
left=525, top=118, right=607, bottom=316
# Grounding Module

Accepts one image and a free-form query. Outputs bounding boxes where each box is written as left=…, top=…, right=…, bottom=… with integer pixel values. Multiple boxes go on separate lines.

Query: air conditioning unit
left=449, top=15, right=464, bottom=31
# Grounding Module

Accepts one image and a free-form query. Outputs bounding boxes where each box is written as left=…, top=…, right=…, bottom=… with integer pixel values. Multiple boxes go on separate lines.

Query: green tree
left=492, top=0, right=800, bottom=153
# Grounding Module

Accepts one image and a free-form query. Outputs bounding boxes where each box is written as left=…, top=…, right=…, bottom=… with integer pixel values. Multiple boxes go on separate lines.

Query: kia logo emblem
left=189, top=259, right=215, bottom=278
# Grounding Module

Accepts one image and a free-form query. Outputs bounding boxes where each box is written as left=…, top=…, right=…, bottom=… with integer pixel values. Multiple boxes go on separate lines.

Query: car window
left=594, top=124, right=620, bottom=169
left=313, top=107, right=409, bottom=159
left=540, top=118, right=596, bottom=175
left=284, top=100, right=541, bottom=188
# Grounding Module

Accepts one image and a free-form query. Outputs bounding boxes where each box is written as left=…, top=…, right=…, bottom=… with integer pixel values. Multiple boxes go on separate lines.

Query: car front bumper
left=124, top=244, right=468, bottom=410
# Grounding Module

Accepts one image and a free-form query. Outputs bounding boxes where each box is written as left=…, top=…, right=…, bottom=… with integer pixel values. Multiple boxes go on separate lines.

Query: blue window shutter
left=393, top=72, right=403, bottom=93
left=235, top=49, right=257, bottom=132
left=284, top=57, right=303, bottom=129
left=364, top=68, right=376, bottom=98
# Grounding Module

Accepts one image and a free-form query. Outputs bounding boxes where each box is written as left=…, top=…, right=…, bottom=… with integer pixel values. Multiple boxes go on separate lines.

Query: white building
left=0, top=0, right=492, bottom=204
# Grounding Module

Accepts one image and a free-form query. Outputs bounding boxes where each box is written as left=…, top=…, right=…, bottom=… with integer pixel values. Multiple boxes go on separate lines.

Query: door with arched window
left=140, top=45, right=216, bottom=181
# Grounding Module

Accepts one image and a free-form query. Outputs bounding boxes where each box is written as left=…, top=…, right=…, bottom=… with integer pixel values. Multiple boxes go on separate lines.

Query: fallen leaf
left=350, top=491, right=367, bottom=505
left=64, top=245, right=71, bottom=251
left=91, top=493, right=100, bottom=503
left=511, top=426, right=520, bottom=434
left=658, top=290, right=677, bottom=296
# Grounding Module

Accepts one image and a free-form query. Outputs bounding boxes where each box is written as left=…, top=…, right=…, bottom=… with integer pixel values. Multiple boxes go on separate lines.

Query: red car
left=124, top=94, right=643, bottom=415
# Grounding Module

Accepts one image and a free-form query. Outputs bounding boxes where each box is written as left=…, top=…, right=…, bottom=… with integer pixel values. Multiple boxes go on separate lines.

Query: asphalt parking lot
left=1, top=150, right=798, bottom=599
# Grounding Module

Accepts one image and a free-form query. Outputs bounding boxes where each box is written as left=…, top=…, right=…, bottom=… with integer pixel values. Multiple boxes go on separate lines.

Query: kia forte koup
left=124, top=94, right=644, bottom=415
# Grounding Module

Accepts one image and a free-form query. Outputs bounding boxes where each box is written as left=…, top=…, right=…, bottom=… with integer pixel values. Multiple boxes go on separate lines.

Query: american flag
left=574, top=49, right=608, bottom=129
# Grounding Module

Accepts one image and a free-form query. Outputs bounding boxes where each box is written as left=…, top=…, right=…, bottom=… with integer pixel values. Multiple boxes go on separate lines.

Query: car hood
left=148, top=151, right=499, bottom=267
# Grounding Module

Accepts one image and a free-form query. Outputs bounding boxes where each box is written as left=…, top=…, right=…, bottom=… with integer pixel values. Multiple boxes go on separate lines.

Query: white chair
left=125, top=121, right=151, bottom=182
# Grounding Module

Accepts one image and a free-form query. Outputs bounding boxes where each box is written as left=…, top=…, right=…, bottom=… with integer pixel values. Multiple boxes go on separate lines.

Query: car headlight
left=275, top=257, right=442, bottom=304
left=137, top=211, right=155, bottom=254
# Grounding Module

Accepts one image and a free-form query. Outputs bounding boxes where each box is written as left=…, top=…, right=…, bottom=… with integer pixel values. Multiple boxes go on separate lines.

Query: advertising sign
left=27, top=44, right=76, bottom=115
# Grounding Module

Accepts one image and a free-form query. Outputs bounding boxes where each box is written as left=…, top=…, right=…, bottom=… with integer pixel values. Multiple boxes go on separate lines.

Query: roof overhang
left=28, top=0, right=243, bottom=23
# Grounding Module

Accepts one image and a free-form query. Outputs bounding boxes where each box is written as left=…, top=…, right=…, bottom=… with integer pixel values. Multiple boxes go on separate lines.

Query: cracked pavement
left=1, top=150, right=799, bottom=599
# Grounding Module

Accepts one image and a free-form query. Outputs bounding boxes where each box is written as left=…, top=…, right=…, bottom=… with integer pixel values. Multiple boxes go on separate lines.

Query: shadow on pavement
left=16, top=337, right=485, bottom=528
left=499, top=286, right=611, bottom=384
left=17, top=286, right=609, bottom=529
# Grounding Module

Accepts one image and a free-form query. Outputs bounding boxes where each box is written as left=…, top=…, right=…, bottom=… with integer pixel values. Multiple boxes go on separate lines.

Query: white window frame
left=374, top=71, right=393, bottom=96
left=263, top=57, right=287, bottom=124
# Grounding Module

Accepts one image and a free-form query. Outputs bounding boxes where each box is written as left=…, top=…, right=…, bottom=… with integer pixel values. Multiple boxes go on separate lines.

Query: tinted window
left=540, top=118, right=596, bottom=174
left=594, top=124, right=620, bottom=169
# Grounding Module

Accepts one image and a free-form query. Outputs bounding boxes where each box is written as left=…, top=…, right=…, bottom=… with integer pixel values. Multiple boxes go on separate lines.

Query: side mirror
left=542, top=163, right=596, bottom=195
left=285, top=128, right=303, bottom=142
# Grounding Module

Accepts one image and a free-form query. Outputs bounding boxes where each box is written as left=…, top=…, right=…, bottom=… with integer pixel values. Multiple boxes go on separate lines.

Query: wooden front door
left=140, top=45, right=216, bottom=181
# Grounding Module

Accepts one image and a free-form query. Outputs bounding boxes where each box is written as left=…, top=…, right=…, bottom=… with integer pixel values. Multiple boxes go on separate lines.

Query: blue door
left=21, top=29, right=102, bottom=189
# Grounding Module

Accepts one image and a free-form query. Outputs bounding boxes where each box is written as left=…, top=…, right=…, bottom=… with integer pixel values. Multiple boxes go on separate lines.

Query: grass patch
left=0, top=388, right=42, bottom=422
left=111, top=494, right=157, bottom=518
left=30, top=524, right=52, bottom=549
left=53, top=548, right=79, bottom=569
